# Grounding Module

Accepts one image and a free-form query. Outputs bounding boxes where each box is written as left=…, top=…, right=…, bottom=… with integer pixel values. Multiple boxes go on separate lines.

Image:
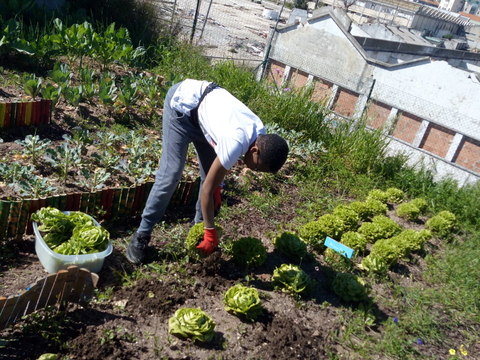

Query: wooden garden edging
left=0, top=99, right=52, bottom=128
left=0, top=265, right=99, bottom=329
left=0, top=177, right=201, bottom=240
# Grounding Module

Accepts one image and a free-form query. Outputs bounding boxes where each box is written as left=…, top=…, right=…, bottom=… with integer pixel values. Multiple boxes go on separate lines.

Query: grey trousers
left=137, top=81, right=217, bottom=234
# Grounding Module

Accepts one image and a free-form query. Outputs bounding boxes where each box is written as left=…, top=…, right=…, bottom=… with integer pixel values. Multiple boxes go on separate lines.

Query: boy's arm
left=201, top=156, right=228, bottom=229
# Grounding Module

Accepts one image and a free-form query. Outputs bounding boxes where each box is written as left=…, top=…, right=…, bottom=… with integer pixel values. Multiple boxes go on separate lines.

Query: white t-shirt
left=170, top=79, right=266, bottom=170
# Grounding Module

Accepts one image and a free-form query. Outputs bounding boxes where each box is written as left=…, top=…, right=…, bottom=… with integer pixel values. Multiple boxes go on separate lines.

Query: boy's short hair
left=257, top=134, right=289, bottom=173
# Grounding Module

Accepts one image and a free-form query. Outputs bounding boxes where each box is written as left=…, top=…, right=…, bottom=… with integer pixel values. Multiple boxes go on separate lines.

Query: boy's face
left=243, top=146, right=270, bottom=172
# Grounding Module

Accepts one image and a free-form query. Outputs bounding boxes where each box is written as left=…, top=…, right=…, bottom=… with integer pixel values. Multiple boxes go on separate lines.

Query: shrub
left=369, top=238, right=403, bottom=267
left=332, top=273, right=369, bottom=302
left=273, top=231, right=308, bottom=262
left=367, top=189, right=388, bottom=203
left=185, top=222, right=224, bottom=259
left=272, top=264, right=313, bottom=295
left=425, top=211, right=456, bottom=238
left=223, top=284, right=263, bottom=321
left=411, top=198, right=428, bottom=214
left=333, top=205, right=360, bottom=231
left=358, top=215, right=402, bottom=244
left=231, top=237, right=267, bottom=268
left=299, top=214, right=345, bottom=252
left=396, top=203, right=420, bottom=222
left=385, top=187, right=405, bottom=204
left=340, top=231, right=368, bottom=255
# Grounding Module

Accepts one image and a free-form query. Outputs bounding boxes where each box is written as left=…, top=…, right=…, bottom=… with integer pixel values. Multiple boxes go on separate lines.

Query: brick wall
left=289, top=69, right=310, bottom=88
left=392, top=112, right=423, bottom=144
left=334, top=88, right=359, bottom=117
left=454, top=137, right=480, bottom=173
left=366, top=101, right=391, bottom=129
left=268, top=60, right=287, bottom=86
left=420, top=123, right=455, bottom=158
left=311, top=78, right=333, bottom=103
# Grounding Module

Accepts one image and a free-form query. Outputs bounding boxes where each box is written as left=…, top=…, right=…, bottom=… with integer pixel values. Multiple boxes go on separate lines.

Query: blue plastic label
left=324, top=236, right=354, bottom=259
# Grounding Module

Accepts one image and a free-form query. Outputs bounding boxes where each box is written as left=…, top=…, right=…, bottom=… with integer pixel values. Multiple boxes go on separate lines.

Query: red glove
left=213, top=186, right=222, bottom=211
left=196, top=228, right=219, bottom=255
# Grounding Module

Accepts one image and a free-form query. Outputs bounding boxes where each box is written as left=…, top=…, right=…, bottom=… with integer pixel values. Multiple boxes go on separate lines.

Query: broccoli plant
left=168, top=308, right=216, bottom=342
left=224, top=284, right=263, bottom=321
left=332, top=273, right=369, bottom=302
left=396, top=203, right=420, bottom=222
left=15, top=134, right=51, bottom=166
left=272, top=264, right=313, bottom=295
left=272, top=231, right=308, bottom=263
left=231, top=237, right=267, bottom=268
left=44, top=143, right=83, bottom=184
left=299, top=214, right=345, bottom=253
left=358, top=215, right=402, bottom=244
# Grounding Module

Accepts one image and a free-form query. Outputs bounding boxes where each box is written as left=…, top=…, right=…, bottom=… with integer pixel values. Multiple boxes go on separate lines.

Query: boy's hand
left=196, top=228, right=219, bottom=255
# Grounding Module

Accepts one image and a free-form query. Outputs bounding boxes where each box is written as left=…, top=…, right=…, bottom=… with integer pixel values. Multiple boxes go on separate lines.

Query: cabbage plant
left=272, top=264, right=312, bottom=294
left=224, top=284, right=263, bottom=321
left=273, top=231, right=308, bottom=262
left=168, top=308, right=216, bottom=342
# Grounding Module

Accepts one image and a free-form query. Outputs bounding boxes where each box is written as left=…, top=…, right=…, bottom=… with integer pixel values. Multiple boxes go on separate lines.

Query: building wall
left=392, top=112, right=423, bottom=144
left=334, top=89, right=360, bottom=117
left=420, top=123, right=456, bottom=158
left=455, top=137, right=480, bottom=172
left=366, top=101, right=392, bottom=129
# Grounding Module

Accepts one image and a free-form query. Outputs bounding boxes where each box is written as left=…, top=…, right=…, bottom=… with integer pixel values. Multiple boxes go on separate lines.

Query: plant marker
left=324, top=236, right=354, bottom=259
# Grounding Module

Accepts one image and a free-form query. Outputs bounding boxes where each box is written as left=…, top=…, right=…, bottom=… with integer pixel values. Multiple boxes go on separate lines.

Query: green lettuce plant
left=332, top=273, right=369, bottom=302
left=366, top=199, right=389, bottom=216
left=272, top=231, right=308, bottom=262
left=299, top=214, right=345, bottom=252
left=332, top=205, right=360, bottom=231
left=224, top=284, right=263, bottom=321
left=425, top=211, right=456, bottom=238
left=358, top=215, right=402, bottom=244
left=358, top=254, right=388, bottom=274
left=369, top=238, right=402, bottom=267
left=391, top=229, right=431, bottom=256
left=185, top=222, right=224, bottom=259
left=396, top=203, right=420, bottom=222
left=231, top=237, right=267, bottom=268
left=349, top=199, right=388, bottom=221
left=385, top=187, right=405, bottom=204
left=168, top=308, right=216, bottom=342
left=324, top=248, right=353, bottom=272
left=272, top=264, right=313, bottom=294
left=340, top=231, right=367, bottom=255
left=367, top=189, right=388, bottom=203
left=411, top=198, right=428, bottom=214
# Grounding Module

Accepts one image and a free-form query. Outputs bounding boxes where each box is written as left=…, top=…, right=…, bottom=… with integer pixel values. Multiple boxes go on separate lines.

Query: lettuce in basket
left=31, top=207, right=73, bottom=234
left=54, top=225, right=109, bottom=255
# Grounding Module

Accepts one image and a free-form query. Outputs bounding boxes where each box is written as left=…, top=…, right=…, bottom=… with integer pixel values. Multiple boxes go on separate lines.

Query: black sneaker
left=126, top=231, right=151, bottom=264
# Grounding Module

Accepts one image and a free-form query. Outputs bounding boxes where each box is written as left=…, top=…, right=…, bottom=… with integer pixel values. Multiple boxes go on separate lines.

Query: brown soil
left=1, top=66, right=474, bottom=360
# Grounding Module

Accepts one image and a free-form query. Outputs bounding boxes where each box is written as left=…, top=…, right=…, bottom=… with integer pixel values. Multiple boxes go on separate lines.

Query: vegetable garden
left=1, top=4, right=480, bottom=360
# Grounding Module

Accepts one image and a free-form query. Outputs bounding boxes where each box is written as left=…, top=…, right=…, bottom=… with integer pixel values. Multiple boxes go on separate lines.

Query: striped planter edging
left=0, top=99, right=52, bottom=128
left=0, top=177, right=200, bottom=240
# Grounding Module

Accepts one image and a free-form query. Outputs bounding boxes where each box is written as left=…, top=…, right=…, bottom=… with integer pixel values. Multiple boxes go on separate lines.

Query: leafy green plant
left=332, top=273, right=369, bottom=302
left=340, top=231, right=368, bottom=255
left=396, top=203, right=420, bottom=222
left=425, top=211, right=456, bottom=238
left=369, top=238, right=403, bottom=268
left=224, top=284, right=263, bottom=321
left=168, top=308, right=216, bottom=342
left=22, top=73, right=42, bottom=99
left=48, top=62, right=73, bottom=88
left=231, top=237, right=267, bottom=268
left=13, top=175, right=57, bottom=199
left=358, top=215, right=402, bottom=244
left=185, top=222, right=224, bottom=259
left=385, top=187, right=405, bottom=204
left=324, top=247, right=354, bottom=272
left=367, top=189, right=388, bottom=203
left=77, top=168, right=111, bottom=192
left=63, top=85, right=84, bottom=107
left=0, top=161, right=34, bottom=184
left=410, top=198, right=428, bottom=214
left=366, top=199, right=389, bottom=217
left=272, top=231, right=308, bottom=262
left=391, top=229, right=431, bottom=256
left=358, top=254, right=388, bottom=274
left=41, top=83, right=62, bottom=106
left=116, top=75, right=139, bottom=110
left=299, top=214, right=345, bottom=252
left=14, top=134, right=51, bottom=166
left=98, top=72, right=118, bottom=106
left=44, top=143, right=83, bottom=184
left=332, top=205, right=360, bottom=231
left=272, top=264, right=313, bottom=294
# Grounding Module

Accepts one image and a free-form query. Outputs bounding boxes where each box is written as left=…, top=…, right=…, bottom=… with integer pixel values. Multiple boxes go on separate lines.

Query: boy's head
left=244, top=134, right=289, bottom=173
